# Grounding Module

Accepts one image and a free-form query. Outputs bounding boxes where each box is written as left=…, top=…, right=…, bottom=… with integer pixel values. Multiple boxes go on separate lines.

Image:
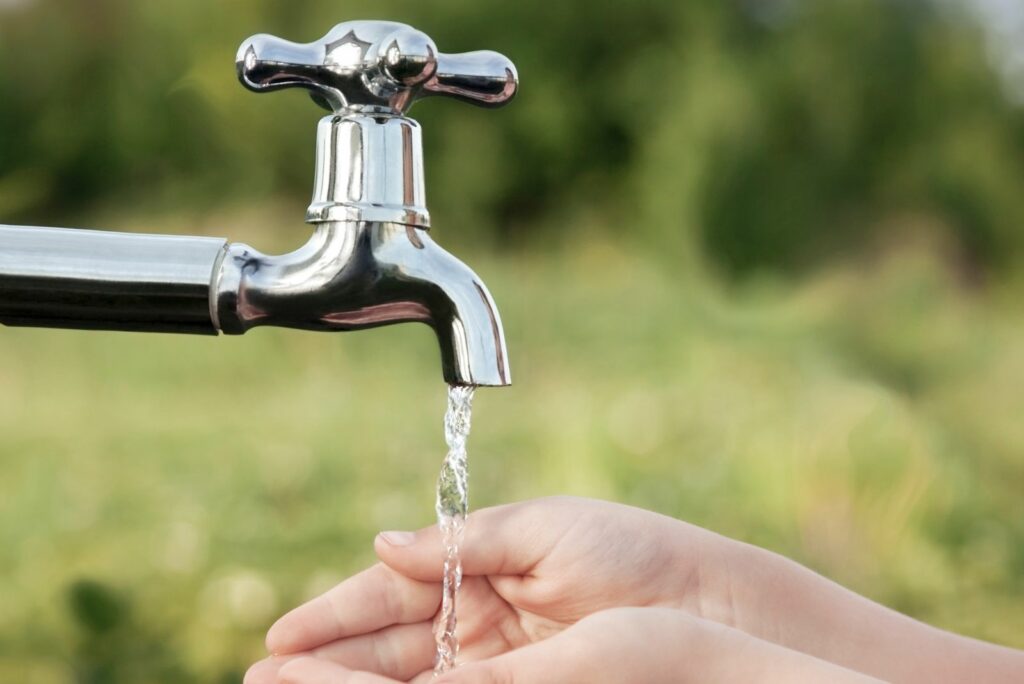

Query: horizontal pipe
left=0, top=225, right=226, bottom=335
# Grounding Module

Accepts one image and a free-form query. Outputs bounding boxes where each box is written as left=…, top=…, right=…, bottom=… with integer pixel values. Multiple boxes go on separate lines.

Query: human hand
left=262, top=607, right=880, bottom=683
left=246, top=496, right=1024, bottom=683
left=245, top=496, right=755, bottom=682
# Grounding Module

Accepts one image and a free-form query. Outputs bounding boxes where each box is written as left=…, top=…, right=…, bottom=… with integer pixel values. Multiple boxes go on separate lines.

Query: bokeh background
left=2, top=0, right=1024, bottom=681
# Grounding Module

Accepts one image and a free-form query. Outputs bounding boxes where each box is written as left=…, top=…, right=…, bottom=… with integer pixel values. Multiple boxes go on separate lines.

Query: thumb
left=374, top=498, right=560, bottom=581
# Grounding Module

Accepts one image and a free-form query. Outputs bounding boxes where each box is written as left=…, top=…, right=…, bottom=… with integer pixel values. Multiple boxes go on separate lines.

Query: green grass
left=1, top=228, right=1022, bottom=682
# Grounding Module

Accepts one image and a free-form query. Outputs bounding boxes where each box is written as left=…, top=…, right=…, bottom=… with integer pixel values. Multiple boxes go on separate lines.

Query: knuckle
left=375, top=566, right=403, bottom=621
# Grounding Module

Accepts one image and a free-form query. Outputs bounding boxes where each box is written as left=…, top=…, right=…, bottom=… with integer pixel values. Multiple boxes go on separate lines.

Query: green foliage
left=68, top=581, right=123, bottom=634
left=1, top=238, right=1023, bottom=681
left=1, top=0, right=1022, bottom=275
left=1, top=1, right=1024, bottom=681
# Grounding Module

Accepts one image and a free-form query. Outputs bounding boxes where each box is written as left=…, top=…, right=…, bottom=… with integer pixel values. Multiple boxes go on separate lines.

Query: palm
left=248, top=498, right=705, bottom=683
left=451, top=576, right=564, bottom=659
left=448, top=511, right=700, bottom=660
left=392, top=569, right=633, bottom=682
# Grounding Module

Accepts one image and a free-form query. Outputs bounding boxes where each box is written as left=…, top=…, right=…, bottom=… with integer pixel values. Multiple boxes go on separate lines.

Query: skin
left=266, top=609, right=881, bottom=684
left=245, top=496, right=1024, bottom=683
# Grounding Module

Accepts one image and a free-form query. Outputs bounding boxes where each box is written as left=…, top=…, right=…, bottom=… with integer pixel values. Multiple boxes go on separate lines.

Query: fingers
left=249, top=622, right=436, bottom=682
left=313, top=621, right=435, bottom=680
left=435, top=608, right=883, bottom=684
left=276, top=657, right=401, bottom=684
left=259, top=609, right=880, bottom=684
left=375, top=497, right=575, bottom=582
left=245, top=655, right=294, bottom=684
left=267, top=563, right=440, bottom=655
left=432, top=612, right=611, bottom=684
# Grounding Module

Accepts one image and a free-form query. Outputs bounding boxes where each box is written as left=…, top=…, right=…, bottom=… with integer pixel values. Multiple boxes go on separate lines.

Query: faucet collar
left=306, top=113, right=431, bottom=229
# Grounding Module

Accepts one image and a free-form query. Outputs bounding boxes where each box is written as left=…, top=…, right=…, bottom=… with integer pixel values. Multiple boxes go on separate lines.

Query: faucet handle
left=236, top=20, right=518, bottom=115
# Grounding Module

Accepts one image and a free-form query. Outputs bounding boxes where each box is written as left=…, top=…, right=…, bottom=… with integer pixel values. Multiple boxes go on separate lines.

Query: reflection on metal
left=306, top=114, right=431, bottom=228
left=0, top=225, right=227, bottom=335
left=0, top=20, right=517, bottom=386
left=236, top=21, right=518, bottom=115
left=212, top=222, right=509, bottom=387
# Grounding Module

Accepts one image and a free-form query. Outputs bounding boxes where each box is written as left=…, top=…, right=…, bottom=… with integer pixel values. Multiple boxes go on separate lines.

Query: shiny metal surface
left=0, top=19, right=516, bottom=387
left=0, top=225, right=226, bottom=334
left=306, top=114, right=430, bottom=228
left=240, top=21, right=517, bottom=229
left=236, top=21, right=518, bottom=115
left=213, top=222, right=509, bottom=387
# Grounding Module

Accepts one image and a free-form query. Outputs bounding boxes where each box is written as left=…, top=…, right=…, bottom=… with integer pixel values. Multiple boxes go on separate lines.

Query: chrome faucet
left=0, top=21, right=515, bottom=386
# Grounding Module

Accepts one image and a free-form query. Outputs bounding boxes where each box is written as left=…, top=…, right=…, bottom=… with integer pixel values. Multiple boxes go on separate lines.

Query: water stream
left=433, top=385, right=475, bottom=675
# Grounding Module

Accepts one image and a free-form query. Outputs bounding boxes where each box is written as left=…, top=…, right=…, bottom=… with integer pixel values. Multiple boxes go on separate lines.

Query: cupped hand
left=247, top=495, right=1024, bottom=683
left=244, top=496, right=751, bottom=683
left=261, top=607, right=880, bottom=684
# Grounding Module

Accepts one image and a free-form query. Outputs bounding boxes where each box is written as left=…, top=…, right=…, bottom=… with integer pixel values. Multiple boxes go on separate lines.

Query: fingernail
left=379, top=530, right=416, bottom=546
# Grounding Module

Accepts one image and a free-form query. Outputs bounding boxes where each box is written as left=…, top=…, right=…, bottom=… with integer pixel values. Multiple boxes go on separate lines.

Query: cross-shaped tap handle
left=236, top=21, right=518, bottom=115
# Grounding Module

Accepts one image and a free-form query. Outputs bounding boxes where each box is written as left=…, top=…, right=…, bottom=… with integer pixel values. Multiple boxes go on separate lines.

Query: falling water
left=433, top=385, right=474, bottom=675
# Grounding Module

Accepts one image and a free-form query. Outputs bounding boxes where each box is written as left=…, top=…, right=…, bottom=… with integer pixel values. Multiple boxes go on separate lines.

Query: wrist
left=659, top=518, right=774, bottom=630
left=707, top=544, right=1000, bottom=682
left=698, top=533, right=787, bottom=632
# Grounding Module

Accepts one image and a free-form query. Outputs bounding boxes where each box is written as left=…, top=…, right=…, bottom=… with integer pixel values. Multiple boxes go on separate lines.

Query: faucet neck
left=306, top=113, right=430, bottom=229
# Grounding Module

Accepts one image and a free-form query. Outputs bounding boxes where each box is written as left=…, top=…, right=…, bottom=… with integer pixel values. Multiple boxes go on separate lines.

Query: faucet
left=0, top=21, right=515, bottom=386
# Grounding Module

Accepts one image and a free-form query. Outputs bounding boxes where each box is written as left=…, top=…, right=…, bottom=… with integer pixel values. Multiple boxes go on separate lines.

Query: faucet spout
left=213, top=221, right=511, bottom=387
left=0, top=21, right=518, bottom=387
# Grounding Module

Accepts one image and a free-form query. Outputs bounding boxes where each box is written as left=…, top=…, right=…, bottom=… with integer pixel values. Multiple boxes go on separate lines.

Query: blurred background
left=1, top=0, right=1023, bottom=681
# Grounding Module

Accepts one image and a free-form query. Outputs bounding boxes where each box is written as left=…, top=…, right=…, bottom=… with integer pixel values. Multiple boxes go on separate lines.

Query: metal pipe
left=0, top=20, right=518, bottom=386
left=0, top=225, right=226, bottom=335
